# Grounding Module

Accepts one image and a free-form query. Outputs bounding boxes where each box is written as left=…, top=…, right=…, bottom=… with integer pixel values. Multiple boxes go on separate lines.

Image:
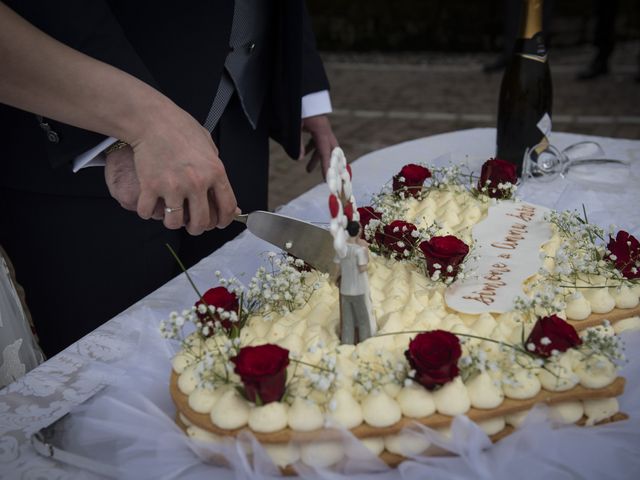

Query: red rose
left=393, top=164, right=431, bottom=198
left=195, top=286, right=239, bottom=334
left=419, top=235, right=469, bottom=278
left=358, top=206, right=382, bottom=229
left=378, top=220, right=418, bottom=255
left=357, top=206, right=383, bottom=240
left=405, top=330, right=461, bottom=390
left=605, top=230, right=640, bottom=279
left=477, top=158, right=518, bottom=199
left=231, top=344, right=290, bottom=404
left=525, top=315, right=582, bottom=358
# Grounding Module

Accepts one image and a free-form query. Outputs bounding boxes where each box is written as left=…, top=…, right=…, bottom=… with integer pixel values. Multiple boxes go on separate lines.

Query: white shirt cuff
left=301, top=90, right=332, bottom=119
left=72, top=137, right=117, bottom=172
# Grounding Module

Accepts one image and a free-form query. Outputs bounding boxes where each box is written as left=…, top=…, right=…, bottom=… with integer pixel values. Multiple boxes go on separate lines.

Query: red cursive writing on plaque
left=462, top=262, right=511, bottom=305
left=491, top=205, right=536, bottom=250
left=491, top=222, right=528, bottom=250
left=506, top=204, right=536, bottom=223
left=463, top=205, right=537, bottom=306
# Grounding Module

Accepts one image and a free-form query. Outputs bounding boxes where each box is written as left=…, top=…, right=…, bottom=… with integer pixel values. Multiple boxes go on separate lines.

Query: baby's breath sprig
left=160, top=309, right=192, bottom=341
left=545, top=210, right=631, bottom=286
left=458, top=340, right=500, bottom=382
left=525, top=210, right=638, bottom=315
left=474, top=179, right=517, bottom=201
left=577, top=320, right=627, bottom=366
left=420, top=163, right=476, bottom=197
left=195, top=336, right=243, bottom=388
left=351, top=349, right=410, bottom=395
left=429, top=163, right=472, bottom=189
left=284, top=348, right=340, bottom=405
left=247, top=252, right=322, bottom=319
left=367, top=191, right=408, bottom=225
left=513, top=283, right=566, bottom=320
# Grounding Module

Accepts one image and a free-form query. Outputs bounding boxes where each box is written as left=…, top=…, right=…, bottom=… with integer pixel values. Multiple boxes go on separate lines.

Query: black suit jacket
left=0, top=0, right=329, bottom=196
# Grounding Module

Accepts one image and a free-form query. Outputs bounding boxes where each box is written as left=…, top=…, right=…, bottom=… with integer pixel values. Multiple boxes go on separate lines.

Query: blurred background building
left=307, top=0, right=638, bottom=53
left=269, top=0, right=640, bottom=209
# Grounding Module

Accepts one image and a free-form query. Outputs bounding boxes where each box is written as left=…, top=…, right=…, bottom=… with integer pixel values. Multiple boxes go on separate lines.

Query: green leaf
left=235, top=385, right=251, bottom=402
left=165, top=244, right=203, bottom=299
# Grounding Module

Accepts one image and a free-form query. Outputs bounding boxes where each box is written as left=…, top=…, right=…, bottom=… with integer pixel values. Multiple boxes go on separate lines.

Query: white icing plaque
left=445, top=201, right=552, bottom=314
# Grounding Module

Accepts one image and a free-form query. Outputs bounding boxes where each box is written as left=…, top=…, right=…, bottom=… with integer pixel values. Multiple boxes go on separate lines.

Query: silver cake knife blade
left=235, top=211, right=338, bottom=277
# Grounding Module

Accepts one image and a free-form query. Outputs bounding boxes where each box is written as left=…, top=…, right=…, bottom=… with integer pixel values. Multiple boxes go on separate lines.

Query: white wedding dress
left=0, top=246, right=44, bottom=389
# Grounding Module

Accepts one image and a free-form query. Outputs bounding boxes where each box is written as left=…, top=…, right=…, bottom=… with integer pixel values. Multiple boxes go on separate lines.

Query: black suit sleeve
left=300, top=1, right=330, bottom=96
left=4, top=0, right=158, bottom=169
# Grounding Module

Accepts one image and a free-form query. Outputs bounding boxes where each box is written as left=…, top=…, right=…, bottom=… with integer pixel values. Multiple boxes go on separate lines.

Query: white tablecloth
left=1, top=128, right=639, bottom=479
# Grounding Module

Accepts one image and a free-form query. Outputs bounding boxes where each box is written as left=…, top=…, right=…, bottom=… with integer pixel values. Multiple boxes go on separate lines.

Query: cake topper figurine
left=326, top=147, right=376, bottom=344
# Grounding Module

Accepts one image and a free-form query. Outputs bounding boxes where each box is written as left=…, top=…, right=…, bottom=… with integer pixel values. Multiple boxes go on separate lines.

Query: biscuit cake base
left=567, top=305, right=640, bottom=331
left=170, top=371, right=625, bottom=443
left=173, top=405, right=628, bottom=474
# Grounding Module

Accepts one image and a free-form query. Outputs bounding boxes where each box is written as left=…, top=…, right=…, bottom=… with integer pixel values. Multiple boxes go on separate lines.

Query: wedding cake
left=163, top=150, right=640, bottom=472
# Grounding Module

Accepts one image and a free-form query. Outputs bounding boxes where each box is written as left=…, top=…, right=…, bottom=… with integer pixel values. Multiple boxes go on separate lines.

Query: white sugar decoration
left=326, top=147, right=357, bottom=259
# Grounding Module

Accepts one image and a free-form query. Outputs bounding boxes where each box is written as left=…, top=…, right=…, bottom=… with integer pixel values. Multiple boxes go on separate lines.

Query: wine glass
left=522, top=140, right=630, bottom=183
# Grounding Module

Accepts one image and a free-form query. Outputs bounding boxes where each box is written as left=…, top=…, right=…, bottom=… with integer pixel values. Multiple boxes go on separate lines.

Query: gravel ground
left=268, top=43, right=640, bottom=210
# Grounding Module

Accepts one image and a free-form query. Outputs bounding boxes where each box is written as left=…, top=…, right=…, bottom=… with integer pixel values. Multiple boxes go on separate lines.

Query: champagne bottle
left=496, top=0, right=552, bottom=174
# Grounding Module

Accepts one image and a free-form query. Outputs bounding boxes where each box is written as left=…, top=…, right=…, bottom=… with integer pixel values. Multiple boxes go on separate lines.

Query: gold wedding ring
left=164, top=206, right=183, bottom=214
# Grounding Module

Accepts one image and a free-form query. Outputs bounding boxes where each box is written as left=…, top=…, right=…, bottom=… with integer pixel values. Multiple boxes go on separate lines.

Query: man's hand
left=299, top=114, right=338, bottom=176
left=105, top=146, right=166, bottom=219
left=105, top=145, right=139, bottom=212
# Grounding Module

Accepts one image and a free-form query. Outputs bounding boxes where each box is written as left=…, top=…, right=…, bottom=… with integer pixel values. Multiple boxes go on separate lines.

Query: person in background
left=577, top=0, right=619, bottom=80
left=576, top=0, right=640, bottom=82
left=0, top=1, right=338, bottom=357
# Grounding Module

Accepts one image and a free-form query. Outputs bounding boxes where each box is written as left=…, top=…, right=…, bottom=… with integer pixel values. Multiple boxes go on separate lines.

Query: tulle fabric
left=61, top=307, right=640, bottom=480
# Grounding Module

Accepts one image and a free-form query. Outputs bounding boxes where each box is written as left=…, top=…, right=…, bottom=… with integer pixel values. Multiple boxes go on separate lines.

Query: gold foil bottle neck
left=521, top=0, right=543, bottom=39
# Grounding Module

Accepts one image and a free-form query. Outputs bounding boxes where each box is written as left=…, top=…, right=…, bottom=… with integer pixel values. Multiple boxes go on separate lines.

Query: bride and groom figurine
left=336, top=220, right=374, bottom=344
left=326, top=147, right=375, bottom=345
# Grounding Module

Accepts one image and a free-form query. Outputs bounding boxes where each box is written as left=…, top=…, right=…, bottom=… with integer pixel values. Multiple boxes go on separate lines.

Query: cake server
left=235, top=211, right=338, bottom=278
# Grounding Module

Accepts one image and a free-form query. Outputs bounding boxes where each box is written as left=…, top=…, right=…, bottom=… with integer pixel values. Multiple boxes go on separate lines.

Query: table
left=2, top=128, right=639, bottom=479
